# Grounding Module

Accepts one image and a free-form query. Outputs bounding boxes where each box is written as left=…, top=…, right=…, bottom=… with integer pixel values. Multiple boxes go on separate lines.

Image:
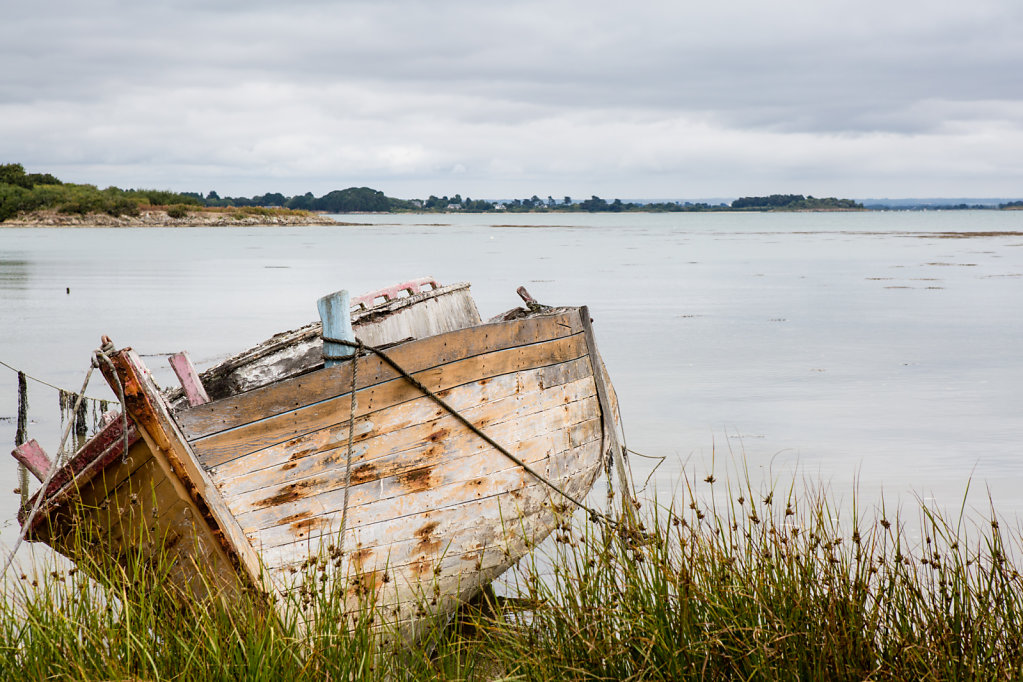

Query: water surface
left=2, top=211, right=1022, bottom=556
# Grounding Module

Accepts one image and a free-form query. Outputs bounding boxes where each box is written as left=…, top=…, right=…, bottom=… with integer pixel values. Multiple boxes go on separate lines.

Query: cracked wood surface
left=185, top=332, right=587, bottom=466
left=183, top=309, right=608, bottom=628
left=176, top=310, right=583, bottom=443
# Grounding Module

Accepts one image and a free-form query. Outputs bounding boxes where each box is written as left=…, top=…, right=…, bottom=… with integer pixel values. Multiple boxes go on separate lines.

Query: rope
left=336, top=341, right=362, bottom=557
left=0, top=358, right=114, bottom=404
left=323, top=335, right=621, bottom=530
left=1, top=355, right=97, bottom=580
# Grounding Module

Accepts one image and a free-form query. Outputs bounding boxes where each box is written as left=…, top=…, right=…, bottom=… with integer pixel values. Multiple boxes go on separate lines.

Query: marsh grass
left=479, top=475, right=1023, bottom=680
left=197, top=205, right=316, bottom=218
left=4, top=470, right=1023, bottom=680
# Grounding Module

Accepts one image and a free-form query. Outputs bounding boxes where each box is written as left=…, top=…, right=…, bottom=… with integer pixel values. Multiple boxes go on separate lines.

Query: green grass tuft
left=4, top=470, right=1023, bottom=680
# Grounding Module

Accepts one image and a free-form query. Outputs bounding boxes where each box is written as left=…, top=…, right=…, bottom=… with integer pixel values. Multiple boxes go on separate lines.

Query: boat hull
left=21, top=304, right=619, bottom=636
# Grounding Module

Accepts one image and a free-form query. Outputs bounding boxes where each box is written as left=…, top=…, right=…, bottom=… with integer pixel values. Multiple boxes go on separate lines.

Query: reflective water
left=2, top=211, right=1022, bottom=554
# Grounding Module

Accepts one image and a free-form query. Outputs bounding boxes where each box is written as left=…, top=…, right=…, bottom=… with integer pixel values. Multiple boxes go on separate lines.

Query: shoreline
left=2, top=208, right=339, bottom=227
left=5, top=205, right=1013, bottom=227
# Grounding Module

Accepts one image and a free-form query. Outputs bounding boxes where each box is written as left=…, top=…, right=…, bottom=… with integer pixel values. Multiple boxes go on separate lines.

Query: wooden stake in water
left=317, top=290, right=355, bottom=367
left=16, top=371, right=29, bottom=508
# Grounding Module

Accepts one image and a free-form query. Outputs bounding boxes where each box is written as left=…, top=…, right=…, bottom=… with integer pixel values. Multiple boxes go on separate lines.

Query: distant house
left=494, top=203, right=507, bottom=211
left=409, top=200, right=423, bottom=209
left=446, top=203, right=462, bottom=210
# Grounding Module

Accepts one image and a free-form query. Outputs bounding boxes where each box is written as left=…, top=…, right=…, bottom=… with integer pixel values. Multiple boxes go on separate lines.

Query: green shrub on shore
left=0, top=163, right=204, bottom=222
left=3, top=473, right=1022, bottom=680
left=0, top=183, right=40, bottom=222
left=166, top=204, right=191, bottom=219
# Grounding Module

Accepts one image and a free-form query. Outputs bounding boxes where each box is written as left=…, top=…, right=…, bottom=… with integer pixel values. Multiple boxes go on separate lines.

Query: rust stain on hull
left=398, top=465, right=435, bottom=493
left=255, top=477, right=321, bottom=508
left=413, top=520, right=442, bottom=556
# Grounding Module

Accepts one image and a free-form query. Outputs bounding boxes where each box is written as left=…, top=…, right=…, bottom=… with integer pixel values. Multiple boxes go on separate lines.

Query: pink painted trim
left=12, top=440, right=52, bottom=481
left=350, top=277, right=440, bottom=310
left=169, top=352, right=210, bottom=407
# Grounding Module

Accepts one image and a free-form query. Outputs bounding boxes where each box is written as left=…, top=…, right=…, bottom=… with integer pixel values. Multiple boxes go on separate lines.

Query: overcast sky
left=2, top=0, right=1021, bottom=200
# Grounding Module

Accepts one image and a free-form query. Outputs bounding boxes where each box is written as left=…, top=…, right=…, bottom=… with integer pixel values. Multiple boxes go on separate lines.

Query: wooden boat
left=14, top=279, right=625, bottom=636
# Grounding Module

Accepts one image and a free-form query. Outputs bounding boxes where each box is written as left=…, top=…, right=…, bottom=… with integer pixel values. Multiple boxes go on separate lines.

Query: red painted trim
left=19, top=414, right=140, bottom=530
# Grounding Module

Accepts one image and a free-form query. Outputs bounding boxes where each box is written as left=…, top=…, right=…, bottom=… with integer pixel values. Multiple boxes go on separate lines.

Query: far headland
left=3, top=162, right=1021, bottom=226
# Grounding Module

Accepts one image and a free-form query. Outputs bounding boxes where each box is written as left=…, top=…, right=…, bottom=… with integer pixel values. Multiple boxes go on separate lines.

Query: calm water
left=2, top=211, right=1022, bottom=558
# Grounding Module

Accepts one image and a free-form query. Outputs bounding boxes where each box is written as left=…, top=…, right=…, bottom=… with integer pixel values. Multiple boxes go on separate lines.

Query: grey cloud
left=2, top=0, right=1021, bottom=197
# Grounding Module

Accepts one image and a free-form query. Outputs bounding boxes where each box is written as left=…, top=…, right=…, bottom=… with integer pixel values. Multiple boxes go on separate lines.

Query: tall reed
left=3, top=471, right=1022, bottom=680
left=476, top=476, right=1023, bottom=680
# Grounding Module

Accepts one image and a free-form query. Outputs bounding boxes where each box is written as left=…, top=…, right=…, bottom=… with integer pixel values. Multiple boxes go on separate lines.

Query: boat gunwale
left=164, top=281, right=475, bottom=405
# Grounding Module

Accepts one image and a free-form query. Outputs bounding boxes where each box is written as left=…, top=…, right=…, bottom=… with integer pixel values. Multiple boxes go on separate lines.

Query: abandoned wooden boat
left=14, top=278, right=626, bottom=636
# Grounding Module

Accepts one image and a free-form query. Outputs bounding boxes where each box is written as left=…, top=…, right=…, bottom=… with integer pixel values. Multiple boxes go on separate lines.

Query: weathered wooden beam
left=169, top=352, right=210, bottom=407
left=11, top=439, right=51, bottom=482
left=317, top=290, right=355, bottom=367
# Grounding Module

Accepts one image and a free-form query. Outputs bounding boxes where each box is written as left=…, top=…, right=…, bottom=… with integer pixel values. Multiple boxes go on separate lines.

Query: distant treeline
left=866, top=201, right=1023, bottom=211
left=0, top=162, right=883, bottom=221
left=730, top=194, right=862, bottom=210
left=21, top=161, right=1023, bottom=222
left=187, top=189, right=866, bottom=213
left=184, top=186, right=404, bottom=213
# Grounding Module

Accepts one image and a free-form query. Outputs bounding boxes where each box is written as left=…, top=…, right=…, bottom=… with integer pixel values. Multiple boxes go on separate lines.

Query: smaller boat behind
left=14, top=279, right=627, bottom=637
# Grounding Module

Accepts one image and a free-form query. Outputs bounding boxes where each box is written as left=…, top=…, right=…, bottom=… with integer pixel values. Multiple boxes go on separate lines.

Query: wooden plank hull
left=20, top=296, right=619, bottom=637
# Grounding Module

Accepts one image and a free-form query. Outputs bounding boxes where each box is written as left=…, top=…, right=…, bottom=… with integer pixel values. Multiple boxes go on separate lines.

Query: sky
left=2, top=0, right=1022, bottom=201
